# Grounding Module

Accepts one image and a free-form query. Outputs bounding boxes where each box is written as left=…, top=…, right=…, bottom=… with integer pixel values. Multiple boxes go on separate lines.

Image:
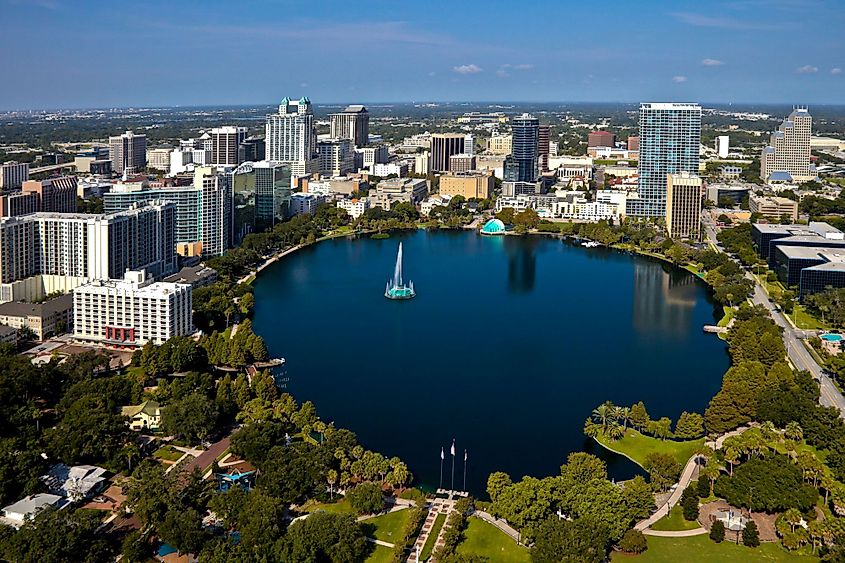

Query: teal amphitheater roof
left=481, top=218, right=506, bottom=234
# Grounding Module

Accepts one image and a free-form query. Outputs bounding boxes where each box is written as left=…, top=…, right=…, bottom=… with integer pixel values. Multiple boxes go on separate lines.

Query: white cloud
left=832, top=68, right=843, bottom=75
left=495, top=69, right=508, bottom=78
left=428, top=71, right=437, bottom=77
left=797, top=65, right=818, bottom=74
left=453, top=64, right=482, bottom=75
left=671, top=12, right=783, bottom=30
left=701, top=58, right=725, bottom=66
left=672, top=75, right=687, bottom=83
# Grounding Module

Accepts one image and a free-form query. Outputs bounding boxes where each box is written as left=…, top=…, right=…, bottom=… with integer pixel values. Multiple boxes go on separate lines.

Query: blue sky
left=1, top=0, right=843, bottom=109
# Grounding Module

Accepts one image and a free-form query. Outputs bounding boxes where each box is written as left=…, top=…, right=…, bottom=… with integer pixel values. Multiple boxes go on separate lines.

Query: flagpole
left=439, top=447, right=444, bottom=490
left=450, top=439, right=456, bottom=492
left=463, top=449, right=467, bottom=493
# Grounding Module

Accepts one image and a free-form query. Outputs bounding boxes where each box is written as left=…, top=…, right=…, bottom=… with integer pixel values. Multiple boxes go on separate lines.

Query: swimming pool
left=821, top=333, right=843, bottom=342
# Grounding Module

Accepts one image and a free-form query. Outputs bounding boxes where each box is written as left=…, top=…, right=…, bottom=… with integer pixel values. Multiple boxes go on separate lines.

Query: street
left=703, top=213, right=845, bottom=418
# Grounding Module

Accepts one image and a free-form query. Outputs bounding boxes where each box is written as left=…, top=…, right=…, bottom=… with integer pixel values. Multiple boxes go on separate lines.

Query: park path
left=636, top=425, right=755, bottom=533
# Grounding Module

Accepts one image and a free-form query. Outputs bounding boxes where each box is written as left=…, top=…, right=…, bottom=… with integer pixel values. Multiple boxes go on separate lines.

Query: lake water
left=252, top=230, right=728, bottom=495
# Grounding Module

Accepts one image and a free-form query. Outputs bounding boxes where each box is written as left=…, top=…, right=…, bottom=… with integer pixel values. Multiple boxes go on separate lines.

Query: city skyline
left=1, top=0, right=844, bottom=110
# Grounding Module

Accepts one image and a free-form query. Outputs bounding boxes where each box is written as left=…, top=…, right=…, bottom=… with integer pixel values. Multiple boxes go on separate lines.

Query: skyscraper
left=329, top=105, right=369, bottom=148
left=265, top=97, right=318, bottom=176
left=760, top=107, right=815, bottom=183
left=317, top=138, right=355, bottom=176
left=211, top=126, right=248, bottom=166
left=238, top=136, right=266, bottom=163
left=505, top=113, right=540, bottom=183
left=538, top=124, right=550, bottom=172
left=430, top=134, right=465, bottom=172
left=665, top=172, right=703, bottom=240
left=109, top=130, right=147, bottom=175
left=628, top=103, right=701, bottom=218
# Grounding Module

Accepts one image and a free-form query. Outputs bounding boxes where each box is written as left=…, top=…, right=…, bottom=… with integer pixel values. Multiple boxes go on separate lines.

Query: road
left=703, top=212, right=845, bottom=417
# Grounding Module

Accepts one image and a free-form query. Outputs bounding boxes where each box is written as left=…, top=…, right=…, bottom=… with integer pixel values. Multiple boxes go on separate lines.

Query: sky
left=1, top=0, right=843, bottom=110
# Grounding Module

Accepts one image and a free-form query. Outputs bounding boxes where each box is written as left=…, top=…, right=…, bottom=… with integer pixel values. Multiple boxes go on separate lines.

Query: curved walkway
left=644, top=528, right=709, bottom=537
left=474, top=510, right=521, bottom=544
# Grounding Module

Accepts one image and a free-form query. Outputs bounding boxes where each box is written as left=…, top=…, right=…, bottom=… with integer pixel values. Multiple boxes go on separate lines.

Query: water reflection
left=505, top=237, right=538, bottom=293
left=632, top=261, right=697, bottom=336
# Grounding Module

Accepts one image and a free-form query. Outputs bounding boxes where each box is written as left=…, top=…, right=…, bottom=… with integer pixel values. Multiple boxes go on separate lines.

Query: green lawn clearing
left=456, top=517, right=530, bottom=562
left=595, top=429, right=704, bottom=468
left=153, top=445, right=183, bottom=462
left=610, top=534, right=817, bottom=562
left=650, top=504, right=702, bottom=531
left=364, top=544, right=393, bottom=563
left=363, top=509, right=412, bottom=544
left=302, top=498, right=355, bottom=515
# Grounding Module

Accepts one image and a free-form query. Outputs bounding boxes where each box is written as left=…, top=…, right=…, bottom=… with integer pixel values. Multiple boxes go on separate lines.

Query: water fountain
left=384, top=242, right=416, bottom=300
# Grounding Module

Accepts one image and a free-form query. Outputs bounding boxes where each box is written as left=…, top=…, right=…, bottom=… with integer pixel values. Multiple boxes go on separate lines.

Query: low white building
left=371, top=162, right=409, bottom=177
left=420, top=194, right=453, bottom=217
left=72, top=270, right=193, bottom=348
left=41, top=464, right=107, bottom=503
left=495, top=190, right=625, bottom=221
left=336, top=197, right=370, bottom=219
left=2, top=493, right=66, bottom=528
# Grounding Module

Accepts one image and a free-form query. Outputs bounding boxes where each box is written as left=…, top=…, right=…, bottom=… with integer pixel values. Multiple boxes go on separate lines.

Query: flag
left=451, top=439, right=455, bottom=457
left=464, top=449, right=467, bottom=462
left=440, top=447, right=444, bottom=460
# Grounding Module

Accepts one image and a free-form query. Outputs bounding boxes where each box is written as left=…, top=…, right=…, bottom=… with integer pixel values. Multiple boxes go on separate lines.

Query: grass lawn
left=792, top=304, right=826, bottom=330
left=364, top=545, right=394, bottom=563
left=610, top=534, right=818, bottom=562
left=717, top=306, right=735, bottom=328
left=302, top=498, right=355, bottom=515
left=153, top=445, right=183, bottom=462
left=595, top=429, right=704, bottom=468
left=420, top=513, right=445, bottom=561
left=456, top=518, right=530, bottom=563
left=650, top=504, right=701, bottom=531
left=362, top=509, right=412, bottom=544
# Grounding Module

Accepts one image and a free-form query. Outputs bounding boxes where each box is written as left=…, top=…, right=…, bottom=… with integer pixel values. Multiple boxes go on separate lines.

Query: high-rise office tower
left=238, top=136, right=266, bottom=163
left=464, top=134, right=476, bottom=157
left=329, top=105, right=370, bottom=148
left=538, top=124, right=550, bottom=172
left=317, top=138, right=355, bottom=177
left=265, top=96, right=318, bottom=176
left=109, top=130, right=147, bottom=175
left=505, top=113, right=540, bottom=183
left=715, top=135, right=730, bottom=159
left=665, top=172, right=703, bottom=240
left=628, top=103, right=701, bottom=218
left=430, top=134, right=466, bottom=172
left=760, top=107, right=814, bottom=183
left=211, top=126, right=248, bottom=166
left=0, top=161, right=29, bottom=190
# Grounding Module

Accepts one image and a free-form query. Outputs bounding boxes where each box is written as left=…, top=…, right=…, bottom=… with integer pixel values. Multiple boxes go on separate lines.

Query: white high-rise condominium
left=265, top=96, right=318, bottom=176
left=109, top=131, right=147, bottom=175
left=715, top=135, right=730, bottom=158
left=628, top=103, right=701, bottom=218
left=211, top=126, right=248, bottom=166
left=760, top=107, right=815, bottom=183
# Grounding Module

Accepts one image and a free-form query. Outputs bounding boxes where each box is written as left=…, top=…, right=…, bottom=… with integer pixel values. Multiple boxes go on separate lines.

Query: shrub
left=696, top=476, right=710, bottom=498
left=618, top=529, right=648, bottom=554
left=346, top=482, right=385, bottom=515
left=743, top=520, right=760, bottom=547
left=710, top=520, right=726, bottom=543
left=681, top=487, right=699, bottom=521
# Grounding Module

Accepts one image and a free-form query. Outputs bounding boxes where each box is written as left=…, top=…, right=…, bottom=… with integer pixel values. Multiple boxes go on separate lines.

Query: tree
left=642, top=453, right=680, bottom=492
left=48, top=395, right=129, bottom=465
left=496, top=207, right=515, bottom=225
left=279, top=512, right=368, bottom=563
left=346, top=482, right=384, bottom=515
left=785, top=421, right=803, bottom=442
left=710, top=519, right=726, bottom=543
left=714, top=455, right=818, bottom=512
left=630, top=401, right=651, bottom=430
left=160, top=392, right=219, bottom=444
left=674, top=411, right=704, bottom=439
left=0, top=507, right=116, bottom=562
left=742, top=519, right=760, bottom=547
left=530, top=517, right=609, bottom=563
left=647, top=417, right=672, bottom=440
left=618, top=529, right=648, bottom=554
left=486, top=472, right=512, bottom=504
left=681, top=486, right=699, bottom=521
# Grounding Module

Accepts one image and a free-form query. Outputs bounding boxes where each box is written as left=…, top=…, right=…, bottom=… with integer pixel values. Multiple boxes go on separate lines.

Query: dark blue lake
left=252, top=230, right=729, bottom=495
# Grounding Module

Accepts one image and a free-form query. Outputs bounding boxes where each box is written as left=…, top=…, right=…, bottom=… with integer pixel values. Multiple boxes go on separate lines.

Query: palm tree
left=760, top=421, right=776, bottom=442
left=784, top=508, right=803, bottom=533
left=591, top=402, right=615, bottom=432
left=607, top=421, right=625, bottom=441
left=808, top=520, right=824, bottom=554
left=583, top=419, right=601, bottom=438
left=723, top=447, right=740, bottom=476
left=617, top=407, right=632, bottom=431
left=785, top=421, right=803, bottom=442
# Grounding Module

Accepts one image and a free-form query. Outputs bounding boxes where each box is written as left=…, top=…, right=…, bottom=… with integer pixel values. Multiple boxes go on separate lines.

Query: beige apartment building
left=439, top=171, right=495, bottom=200
left=486, top=133, right=512, bottom=155
left=665, top=172, right=703, bottom=240
left=749, top=193, right=799, bottom=222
